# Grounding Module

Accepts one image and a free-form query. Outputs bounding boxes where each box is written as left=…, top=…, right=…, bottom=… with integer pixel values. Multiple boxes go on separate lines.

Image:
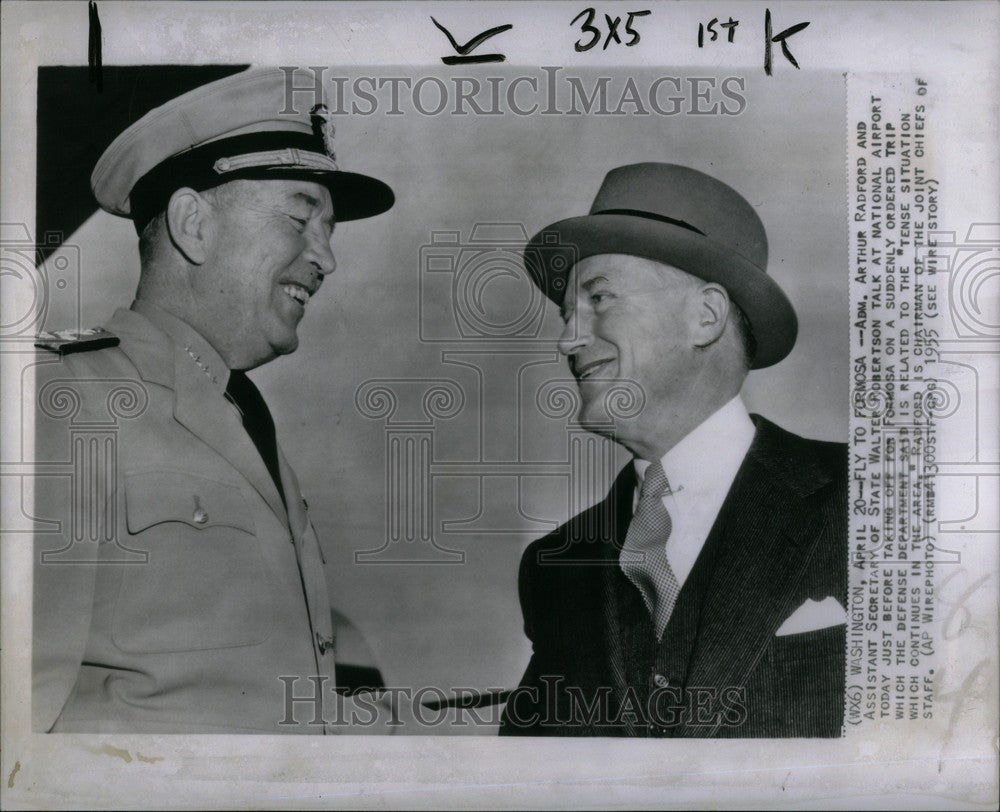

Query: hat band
left=213, top=148, right=339, bottom=175
left=129, top=130, right=333, bottom=235
left=593, top=208, right=706, bottom=237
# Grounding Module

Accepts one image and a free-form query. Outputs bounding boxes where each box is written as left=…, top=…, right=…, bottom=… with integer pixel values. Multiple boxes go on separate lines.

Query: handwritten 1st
left=566, top=7, right=809, bottom=74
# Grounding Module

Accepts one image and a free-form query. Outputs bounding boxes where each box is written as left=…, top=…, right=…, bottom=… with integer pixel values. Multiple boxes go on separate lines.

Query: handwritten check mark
left=431, top=16, right=513, bottom=64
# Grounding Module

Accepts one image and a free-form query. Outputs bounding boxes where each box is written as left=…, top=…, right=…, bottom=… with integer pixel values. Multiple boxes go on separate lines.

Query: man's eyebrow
left=290, top=191, right=336, bottom=230
left=581, top=275, right=610, bottom=292
left=559, top=275, right=611, bottom=319
left=292, top=191, right=320, bottom=206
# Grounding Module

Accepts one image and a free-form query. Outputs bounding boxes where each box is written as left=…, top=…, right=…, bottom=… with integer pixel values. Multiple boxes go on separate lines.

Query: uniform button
left=193, top=508, right=209, bottom=524
left=653, top=673, right=669, bottom=688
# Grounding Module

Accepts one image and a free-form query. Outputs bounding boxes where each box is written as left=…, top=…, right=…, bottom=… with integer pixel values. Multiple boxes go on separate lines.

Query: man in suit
left=32, top=69, right=396, bottom=733
left=500, top=163, right=847, bottom=738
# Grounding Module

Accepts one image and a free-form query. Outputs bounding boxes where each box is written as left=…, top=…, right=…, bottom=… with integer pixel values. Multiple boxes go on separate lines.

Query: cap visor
left=320, top=170, right=395, bottom=222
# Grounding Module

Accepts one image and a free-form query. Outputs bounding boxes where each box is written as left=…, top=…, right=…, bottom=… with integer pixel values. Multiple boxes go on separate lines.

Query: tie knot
left=640, top=460, right=670, bottom=499
left=225, top=369, right=248, bottom=397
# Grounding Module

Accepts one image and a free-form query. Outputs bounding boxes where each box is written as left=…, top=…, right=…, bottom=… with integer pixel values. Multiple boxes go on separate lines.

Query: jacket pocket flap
left=125, top=471, right=254, bottom=535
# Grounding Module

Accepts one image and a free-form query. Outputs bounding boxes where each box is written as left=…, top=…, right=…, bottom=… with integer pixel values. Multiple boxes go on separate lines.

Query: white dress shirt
left=632, top=396, right=756, bottom=589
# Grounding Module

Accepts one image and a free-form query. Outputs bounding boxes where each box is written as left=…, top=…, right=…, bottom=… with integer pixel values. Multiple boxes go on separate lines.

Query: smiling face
left=558, top=253, right=709, bottom=451
left=192, top=179, right=337, bottom=369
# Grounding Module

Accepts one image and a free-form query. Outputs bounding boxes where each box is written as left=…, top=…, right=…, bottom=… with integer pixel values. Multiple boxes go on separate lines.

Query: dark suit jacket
left=500, top=415, right=848, bottom=738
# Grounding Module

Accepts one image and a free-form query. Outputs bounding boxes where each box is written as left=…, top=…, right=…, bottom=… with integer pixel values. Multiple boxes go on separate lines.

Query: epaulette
left=35, top=327, right=120, bottom=355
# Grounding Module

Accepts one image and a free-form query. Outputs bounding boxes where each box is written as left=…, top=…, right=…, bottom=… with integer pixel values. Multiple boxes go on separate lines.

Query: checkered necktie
left=620, top=461, right=680, bottom=639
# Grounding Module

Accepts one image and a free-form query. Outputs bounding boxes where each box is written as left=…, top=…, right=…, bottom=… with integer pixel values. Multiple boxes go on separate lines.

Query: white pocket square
left=775, top=596, right=847, bottom=636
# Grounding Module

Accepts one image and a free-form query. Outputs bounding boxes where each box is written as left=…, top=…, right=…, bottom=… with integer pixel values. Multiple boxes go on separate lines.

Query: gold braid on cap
left=213, top=148, right=339, bottom=174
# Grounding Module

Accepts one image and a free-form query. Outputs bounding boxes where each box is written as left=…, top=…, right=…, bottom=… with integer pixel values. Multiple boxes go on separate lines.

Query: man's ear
left=692, top=283, right=730, bottom=348
left=165, top=188, right=213, bottom=265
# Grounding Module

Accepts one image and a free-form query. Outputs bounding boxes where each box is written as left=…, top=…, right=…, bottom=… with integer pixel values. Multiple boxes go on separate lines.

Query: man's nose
left=305, top=227, right=337, bottom=276
left=557, top=309, right=592, bottom=356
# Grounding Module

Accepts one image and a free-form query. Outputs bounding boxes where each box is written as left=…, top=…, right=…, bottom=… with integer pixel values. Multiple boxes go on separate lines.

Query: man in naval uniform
left=500, top=163, right=848, bottom=738
left=32, top=68, right=395, bottom=733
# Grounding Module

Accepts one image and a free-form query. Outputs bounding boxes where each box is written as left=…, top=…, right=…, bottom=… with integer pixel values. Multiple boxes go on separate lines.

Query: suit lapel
left=679, top=417, right=831, bottom=736
left=597, top=465, right=637, bottom=700
left=171, top=349, right=288, bottom=524
left=548, top=465, right=636, bottom=733
left=278, top=448, right=335, bottom=678
left=109, top=309, right=288, bottom=525
left=278, top=446, right=308, bottom=539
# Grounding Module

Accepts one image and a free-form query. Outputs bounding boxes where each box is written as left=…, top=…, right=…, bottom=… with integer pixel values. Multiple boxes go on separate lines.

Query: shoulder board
left=35, top=328, right=120, bottom=355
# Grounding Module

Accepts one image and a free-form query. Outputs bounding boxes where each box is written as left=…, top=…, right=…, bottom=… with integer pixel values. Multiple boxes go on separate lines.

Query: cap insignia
left=310, top=104, right=336, bottom=160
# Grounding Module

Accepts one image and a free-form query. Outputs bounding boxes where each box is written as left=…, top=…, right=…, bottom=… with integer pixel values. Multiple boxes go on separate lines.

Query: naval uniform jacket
left=32, top=307, right=338, bottom=733
left=500, top=416, right=848, bottom=738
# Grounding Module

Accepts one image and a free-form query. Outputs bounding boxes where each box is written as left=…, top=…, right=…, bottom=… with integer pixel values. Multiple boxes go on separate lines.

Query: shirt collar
left=130, top=300, right=230, bottom=395
left=634, top=395, right=756, bottom=496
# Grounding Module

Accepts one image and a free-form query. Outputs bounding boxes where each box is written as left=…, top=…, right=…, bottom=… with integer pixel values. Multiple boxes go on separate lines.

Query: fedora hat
left=524, top=162, right=797, bottom=368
